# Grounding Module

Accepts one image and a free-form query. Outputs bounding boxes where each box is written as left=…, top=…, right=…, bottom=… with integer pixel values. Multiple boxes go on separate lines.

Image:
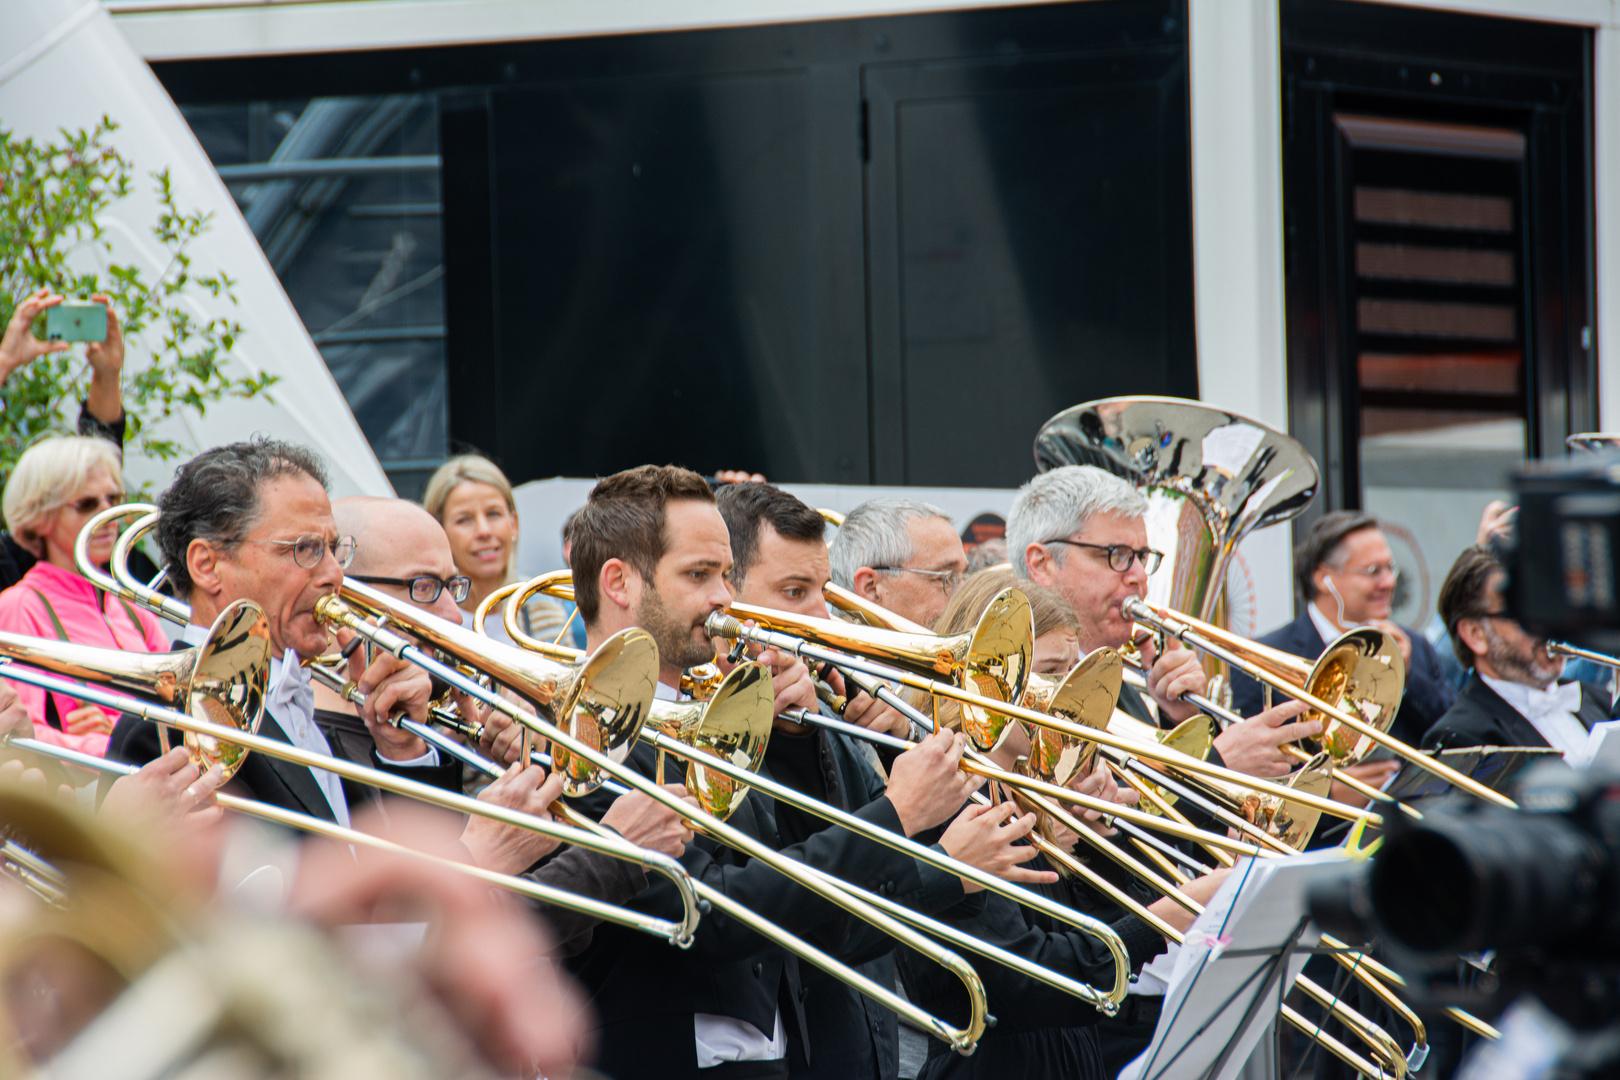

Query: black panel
left=865, top=47, right=1195, bottom=485
left=154, top=1, right=1195, bottom=487
left=439, top=97, right=500, bottom=459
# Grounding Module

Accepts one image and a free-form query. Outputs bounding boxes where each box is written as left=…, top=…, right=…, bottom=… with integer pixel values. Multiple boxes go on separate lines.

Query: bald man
left=327, top=496, right=697, bottom=956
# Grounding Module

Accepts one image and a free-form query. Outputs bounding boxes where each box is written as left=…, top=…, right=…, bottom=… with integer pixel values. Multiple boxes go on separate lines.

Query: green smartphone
left=43, top=301, right=107, bottom=343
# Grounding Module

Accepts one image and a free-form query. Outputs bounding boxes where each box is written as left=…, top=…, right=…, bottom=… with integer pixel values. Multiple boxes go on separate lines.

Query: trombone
left=0, top=618, right=706, bottom=949
left=341, top=577, right=1132, bottom=1013
left=505, top=572, right=1368, bottom=834
left=1, top=732, right=693, bottom=943
left=95, top=528, right=1001, bottom=1052
left=1120, top=598, right=1517, bottom=808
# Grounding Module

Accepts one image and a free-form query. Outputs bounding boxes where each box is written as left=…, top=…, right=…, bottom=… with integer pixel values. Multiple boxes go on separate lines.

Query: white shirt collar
left=1479, top=673, right=1590, bottom=765
left=1307, top=600, right=1348, bottom=646
left=184, top=621, right=348, bottom=826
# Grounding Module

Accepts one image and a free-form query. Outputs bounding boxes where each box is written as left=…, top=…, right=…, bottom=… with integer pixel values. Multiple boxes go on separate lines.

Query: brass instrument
left=0, top=598, right=269, bottom=781
left=1033, top=396, right=1319, bottom=626
left=98, top=532, right=1011, bottom=1048
left=1550, top=639, right=1620, bottom=670
left=3, top=733, right=696, bottom=945
left=497, top=572, right=1036, bottom=738
left=314, top=595, right=1001, bottom=1050
left=1122, top=597, right=1518, bottom=808
left=481, top=585, right=1140, bottom=1009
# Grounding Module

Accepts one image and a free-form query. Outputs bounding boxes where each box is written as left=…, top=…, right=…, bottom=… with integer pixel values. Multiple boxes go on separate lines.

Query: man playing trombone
left=1423, top=544, right=1611, bottom=761
left=330, top=493, right=701, bottom=955
left=498, top=464, right=1058, bottom=1080
left=108, top=440, right=460, bottom=822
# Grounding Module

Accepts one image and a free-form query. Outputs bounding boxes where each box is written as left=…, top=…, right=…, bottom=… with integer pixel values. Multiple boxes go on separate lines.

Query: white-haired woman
left=0, top=436, right=166, bottom=754
left=422, top=454, right=568, bottom=644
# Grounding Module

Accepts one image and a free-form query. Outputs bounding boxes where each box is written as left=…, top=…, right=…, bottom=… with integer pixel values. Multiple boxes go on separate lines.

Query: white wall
left=4, top=0, right=391, bottom=499
left=1187, top=0, right=1296, bottom=635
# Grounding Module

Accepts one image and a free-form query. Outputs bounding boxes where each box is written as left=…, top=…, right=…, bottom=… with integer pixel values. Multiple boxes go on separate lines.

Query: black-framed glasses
left=1041, top=538, right=1164, bottom=575
left=870, top=565, right=965, bottom=594
left=243, top=533, right=356, bottom=570
left=351, top=573, right=472, bottom=604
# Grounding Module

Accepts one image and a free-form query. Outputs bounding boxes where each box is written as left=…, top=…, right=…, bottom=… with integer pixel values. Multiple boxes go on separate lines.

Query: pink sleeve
left=135, top=605, right=171, bottom=654
left=0, top=586, right=59, bottom=732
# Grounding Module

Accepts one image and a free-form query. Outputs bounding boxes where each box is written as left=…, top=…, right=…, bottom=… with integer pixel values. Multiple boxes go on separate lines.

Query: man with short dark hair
left=109, top=440, right=457, bottom=822
left=1423, top=545, right=1609, bottom=758
left=1230, top=511, right=1454, bottom=753
left=717, top=482, right=920, bottom=1080
left=555, top=465, right=1051, bottom=1080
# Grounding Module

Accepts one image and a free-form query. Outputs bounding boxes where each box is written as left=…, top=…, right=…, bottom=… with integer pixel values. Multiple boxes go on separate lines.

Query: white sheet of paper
left=1120, top=849, right=1353, bottom=1080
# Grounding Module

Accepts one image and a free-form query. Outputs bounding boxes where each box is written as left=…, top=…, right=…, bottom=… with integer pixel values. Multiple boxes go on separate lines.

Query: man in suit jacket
left=1423, top=545, right=1609, bottom=757
left=1231, top=511, right=1455, bottom=797
left=109, top=440, right=457, bottom=824
left=512, top=464, right=1049, bottom=1080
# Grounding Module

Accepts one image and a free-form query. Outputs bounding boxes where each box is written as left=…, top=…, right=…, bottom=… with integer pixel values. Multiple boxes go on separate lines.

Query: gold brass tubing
left=0, top=662, right=706, bottom=950
left=709, top=612, right=1377, bottom=829
left=9, top=733, right=693, bottom=943
left=1124, top=598, right=1515, bottom=810
left=1550, top=640, right=1620, bottom=670
left=107, top=511, right=193, bottom=624
left=316, top=599, right=992, bottom=1055
left=1025, top=789, right=1409, bottom=1078
left=74, top=502, right=159, bottom=602
left=638, top=728, right=1130, bottom=1008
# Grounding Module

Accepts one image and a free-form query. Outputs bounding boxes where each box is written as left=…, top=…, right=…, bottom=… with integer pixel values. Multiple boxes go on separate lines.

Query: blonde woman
left=421, top=454, right=568, bottom=643
left=0, top=436, right=167, bottom=754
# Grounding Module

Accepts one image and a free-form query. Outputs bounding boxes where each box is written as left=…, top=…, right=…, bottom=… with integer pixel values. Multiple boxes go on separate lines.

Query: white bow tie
left=268, top=656, right=315, bottom=733
left=1524, top=681, right=1582, bottom=720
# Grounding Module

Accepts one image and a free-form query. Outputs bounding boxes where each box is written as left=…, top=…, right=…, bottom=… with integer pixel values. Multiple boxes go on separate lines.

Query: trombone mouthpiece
left=706, top=611, right=745, bottom=639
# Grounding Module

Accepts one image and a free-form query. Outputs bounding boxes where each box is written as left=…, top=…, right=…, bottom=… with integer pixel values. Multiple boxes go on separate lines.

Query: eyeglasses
left=64, top=492, right=123, bottom=515
left=1334, top=562, right=1400, bottom=582
left=870, top=565, right=965, bottom=594
left=1041, top=539, right=1164, bottom=575
left=351, top=573, right=471, bottom=604
left=243, top=534, right=357, bottom=570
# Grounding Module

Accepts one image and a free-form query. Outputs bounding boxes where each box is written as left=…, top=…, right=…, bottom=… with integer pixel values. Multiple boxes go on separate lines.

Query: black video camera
left=1505, top=451, right=1620, bottom=649
left=1309, top=761, right=1620, bottom=1042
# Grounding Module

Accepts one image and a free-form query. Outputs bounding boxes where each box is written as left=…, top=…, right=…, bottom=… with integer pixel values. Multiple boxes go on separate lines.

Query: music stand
left=1119, top=849, right=1353, bottom=1080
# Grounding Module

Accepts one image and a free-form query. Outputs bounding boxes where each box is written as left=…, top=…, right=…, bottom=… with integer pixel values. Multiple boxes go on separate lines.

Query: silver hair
left=1006, top=465, right=1148, bottom=578
left=828, top=498, right=953, bottom=588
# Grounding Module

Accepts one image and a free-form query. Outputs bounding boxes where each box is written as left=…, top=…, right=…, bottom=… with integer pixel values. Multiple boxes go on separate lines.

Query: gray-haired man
left=828, top=499, right=968, bottom=628
left=1006, top=465, right=1320, bottom=778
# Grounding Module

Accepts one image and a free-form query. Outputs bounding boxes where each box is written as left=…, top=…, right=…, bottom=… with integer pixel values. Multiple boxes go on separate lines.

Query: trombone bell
left=649, top=663, right=774, bottom=820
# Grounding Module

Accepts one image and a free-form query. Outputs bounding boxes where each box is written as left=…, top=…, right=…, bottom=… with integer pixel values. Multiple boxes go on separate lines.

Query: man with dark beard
left=546, top=465, right=1053, bottom=1080
left=1423, top=545, right=1611, bottom=759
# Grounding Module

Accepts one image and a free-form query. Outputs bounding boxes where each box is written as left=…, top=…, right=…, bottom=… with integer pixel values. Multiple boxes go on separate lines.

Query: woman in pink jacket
left=0, top=436, right=167, bottom=755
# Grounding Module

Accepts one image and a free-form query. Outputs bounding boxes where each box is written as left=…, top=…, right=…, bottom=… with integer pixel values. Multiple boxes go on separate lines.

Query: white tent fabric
left=0, top=0, right=392, bottom=498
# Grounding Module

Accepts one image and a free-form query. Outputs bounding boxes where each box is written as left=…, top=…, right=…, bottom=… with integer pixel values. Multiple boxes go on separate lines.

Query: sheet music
left=1120, top=849, right=1352, bottom=1080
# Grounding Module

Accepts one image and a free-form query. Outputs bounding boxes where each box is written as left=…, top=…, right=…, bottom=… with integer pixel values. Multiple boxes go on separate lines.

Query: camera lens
left=1370, top=807, right=1606, bottom=955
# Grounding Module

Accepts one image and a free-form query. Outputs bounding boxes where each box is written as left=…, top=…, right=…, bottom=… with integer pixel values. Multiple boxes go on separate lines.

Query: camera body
left=1505, top=451, right=1620, bottom=650
left=1309, top=762, right=1620, bottom=1028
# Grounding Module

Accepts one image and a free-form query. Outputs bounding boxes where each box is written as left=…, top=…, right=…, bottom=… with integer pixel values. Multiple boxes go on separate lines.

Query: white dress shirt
left=1479, top=674, right=1592, bottom=765
left=182, top=624, right=437, bottom=826
left=1307, top=601, right=1351, bottom=649
left=654, top=679, right=787, bottom=1067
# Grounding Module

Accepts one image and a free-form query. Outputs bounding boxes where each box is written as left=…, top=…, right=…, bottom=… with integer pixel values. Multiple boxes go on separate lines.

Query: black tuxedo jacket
left=565, top=738, right=966, bottom=1080
left=1422, top=672, right=1608, bottom=752
left=105, top=643, right=460, bottom=822
left=1230, top=610, right=1455, bottom=749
